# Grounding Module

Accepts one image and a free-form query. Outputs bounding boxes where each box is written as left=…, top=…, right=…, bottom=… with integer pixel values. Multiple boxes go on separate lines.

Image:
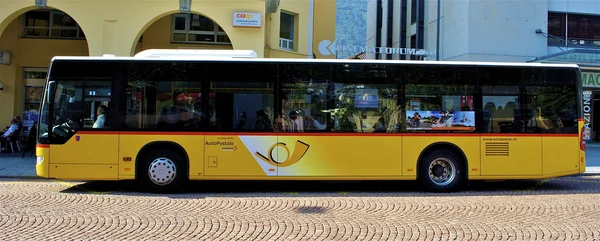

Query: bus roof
left=49, top=52, right=581, bottom=69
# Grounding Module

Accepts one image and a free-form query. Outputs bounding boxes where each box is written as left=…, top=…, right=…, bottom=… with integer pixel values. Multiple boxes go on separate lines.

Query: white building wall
left=424, top=0, right=440, bottom=60
left=464, top=0, right=548, bottom=62
left=392, top=0, right=402, bottom=59
left=366, top=0, right=378, bottom=59
left=439, top=0, right=469, bottom=61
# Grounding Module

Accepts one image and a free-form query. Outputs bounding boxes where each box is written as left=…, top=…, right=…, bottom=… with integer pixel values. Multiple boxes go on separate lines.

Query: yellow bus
left=35, top=49, right=586, bottom=193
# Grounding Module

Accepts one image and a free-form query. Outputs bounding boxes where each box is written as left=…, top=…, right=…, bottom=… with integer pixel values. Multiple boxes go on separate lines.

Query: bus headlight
left=36, top=156, right=44, bottom=165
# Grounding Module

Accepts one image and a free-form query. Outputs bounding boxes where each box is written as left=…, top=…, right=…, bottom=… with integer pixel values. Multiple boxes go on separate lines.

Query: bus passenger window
left=480, top=67, right=522, bottom=133
left=404, top=66, right=477, bottom=133
left=525, top=68, right=578, bottom=134
left=280, top=64, right=331, bottom=133
left=124, top=62, right=203, bottom=131
left=206, top=63, right=277, bottom=132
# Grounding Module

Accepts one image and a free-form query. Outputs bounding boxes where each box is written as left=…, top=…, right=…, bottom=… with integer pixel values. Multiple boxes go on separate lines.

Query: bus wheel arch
left=416, top=142, right=468, bottom=192
left=135, top=141, right=190, bottom=193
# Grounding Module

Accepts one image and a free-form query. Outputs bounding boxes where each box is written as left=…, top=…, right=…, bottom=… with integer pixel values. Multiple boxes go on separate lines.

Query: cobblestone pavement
left=1, top=176, right=600, bottom=240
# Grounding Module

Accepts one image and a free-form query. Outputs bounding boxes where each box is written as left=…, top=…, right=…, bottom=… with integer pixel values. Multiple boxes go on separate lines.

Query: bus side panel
left=119, top=134, right=204, bottom=180
left=542, top=135, right=579, bottom=175
left=49, top=132, right=119, bottom=180
left=276, top=135, right=401, bottom=177
left=402, top=135, right=481, bottom=177
left=480, top=135, right=542, bottom=176
left=204, top=134, right=275, bottom=177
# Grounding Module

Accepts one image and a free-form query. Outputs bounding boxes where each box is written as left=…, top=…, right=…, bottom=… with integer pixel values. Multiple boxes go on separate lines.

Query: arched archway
left=131, top=11, right=237, bottom=56
left=0, top=7, right=89, bottom=132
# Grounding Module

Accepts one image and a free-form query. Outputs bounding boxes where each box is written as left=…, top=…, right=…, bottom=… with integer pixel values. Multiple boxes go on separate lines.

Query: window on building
left=23, top=10, right=85, bottom=39
left=411, top=0, right=417, bottom=23
left=548, top=12, right=600, bottom=47
left=23, top=68, right=48, bottom=113
left=172, top=14, right=231, bottom=44
left=279, top=12, right=295, bottom=51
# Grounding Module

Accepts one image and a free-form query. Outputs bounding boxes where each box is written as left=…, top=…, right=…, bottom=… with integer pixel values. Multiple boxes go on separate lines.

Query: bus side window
left=207, top=63, right=277, bottom=132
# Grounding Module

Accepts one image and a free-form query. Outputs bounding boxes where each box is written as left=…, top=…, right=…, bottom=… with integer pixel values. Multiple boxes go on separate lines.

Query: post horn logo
left=255, top=140, right=310, bottom=167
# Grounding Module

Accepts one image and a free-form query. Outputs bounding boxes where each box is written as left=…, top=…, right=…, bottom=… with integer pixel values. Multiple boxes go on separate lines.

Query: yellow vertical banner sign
left=582, top=90, right=592, bottom=141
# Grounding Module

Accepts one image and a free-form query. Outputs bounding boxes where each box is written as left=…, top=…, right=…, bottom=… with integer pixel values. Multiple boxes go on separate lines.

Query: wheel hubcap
left=148, top=157, right=177, bottom=186
left=428, top=157, right=456, bottom=186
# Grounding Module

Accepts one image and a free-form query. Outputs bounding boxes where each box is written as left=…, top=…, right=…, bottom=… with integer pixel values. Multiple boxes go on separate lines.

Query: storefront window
left=22, top=68, right=47, bottom=137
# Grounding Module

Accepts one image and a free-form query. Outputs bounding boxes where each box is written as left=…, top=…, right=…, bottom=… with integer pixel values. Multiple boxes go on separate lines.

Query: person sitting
left=1, top=118, right=19, bottom=151
left=305, top=115, right=327, bottom=131
left=93, top=105, right=108, bottom=128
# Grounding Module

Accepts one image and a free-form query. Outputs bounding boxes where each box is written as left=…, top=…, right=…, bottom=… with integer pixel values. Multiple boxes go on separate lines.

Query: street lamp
left=180, top=0, right=191, bottom=13
left=535, top=28, right=566, bottom=52
left=35, top=0, right=47, bottom=7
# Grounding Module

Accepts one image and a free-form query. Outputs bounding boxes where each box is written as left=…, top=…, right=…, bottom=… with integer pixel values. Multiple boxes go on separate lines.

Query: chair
left=22, top=123, right=37, bottom=158
left=1, top=128, right=21, bottom=153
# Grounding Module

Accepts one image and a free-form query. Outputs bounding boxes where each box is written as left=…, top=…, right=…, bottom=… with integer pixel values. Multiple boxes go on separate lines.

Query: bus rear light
left=580, top=127, right=586, bottom=151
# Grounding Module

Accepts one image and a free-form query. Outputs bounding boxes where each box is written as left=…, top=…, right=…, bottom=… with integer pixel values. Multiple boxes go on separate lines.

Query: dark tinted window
left=328, top=63, right=399, bottom=133
left=404, top=66, right=477, bottom=133
left=526, top=68, right=578, bottom=134
left=37, top=60, right=118, bottom=144
left=124, top=61, right=203, bottom=131
left=480, top=67, right=527, bottom=133
left=280, top=63, right=332, bottom=132
left=206, top=62, right=277, bottom=132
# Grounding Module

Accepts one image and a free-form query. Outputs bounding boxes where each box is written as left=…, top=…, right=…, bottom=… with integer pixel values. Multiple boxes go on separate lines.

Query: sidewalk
left=0, top=152, right=37, bottom=178
left=1, top=146, right=600, bottom=179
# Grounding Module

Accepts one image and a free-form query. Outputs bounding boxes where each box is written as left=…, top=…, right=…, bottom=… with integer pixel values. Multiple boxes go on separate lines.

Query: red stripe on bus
left=36, top=144, right=49, bottom=148
left=70, top=131, right=578, bottom=137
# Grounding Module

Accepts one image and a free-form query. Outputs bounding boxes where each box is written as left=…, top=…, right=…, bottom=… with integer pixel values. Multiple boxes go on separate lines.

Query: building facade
left=0, top=0, right=337, bottom=130
left=365, top=0, right=600, bottom=142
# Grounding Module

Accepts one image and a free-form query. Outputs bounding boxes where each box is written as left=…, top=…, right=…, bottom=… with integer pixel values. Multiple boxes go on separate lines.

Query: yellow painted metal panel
left=50, top=134, right=119, bottom=165
left=480, top=136, right=542, bottom=175
left=204, top=135, right=276, bottom=176
left=119, top=134, right=204, bottom=179
left=542, top=137, right=579, bottom=175
left=49, top=164, right=118, bottom=180
left=277, top=135, right=402, bottom=176
left=402, top=136, right=480, bottom=177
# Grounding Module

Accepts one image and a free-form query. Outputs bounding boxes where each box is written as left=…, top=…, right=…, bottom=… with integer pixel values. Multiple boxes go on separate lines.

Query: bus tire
left=139, top=149, right=187, bottom=193
left=419, top=149, right=464, bottom=192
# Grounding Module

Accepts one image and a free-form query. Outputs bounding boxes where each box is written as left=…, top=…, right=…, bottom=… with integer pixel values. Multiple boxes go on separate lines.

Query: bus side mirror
left=47, top=80, right=56, bottom=103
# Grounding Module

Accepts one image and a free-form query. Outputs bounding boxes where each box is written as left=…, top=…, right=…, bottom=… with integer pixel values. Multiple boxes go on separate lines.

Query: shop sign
left=582, top=72, right=600, bottom=88
left=318, top=39, right=435, bottom=57
left=583, top=90, right=593, bottom=141
left=233, top=12, right=261, bottom=28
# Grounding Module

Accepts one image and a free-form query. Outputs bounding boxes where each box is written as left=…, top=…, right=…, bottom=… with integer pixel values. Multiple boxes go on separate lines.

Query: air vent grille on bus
left=485, top=142, right=509, bottom=156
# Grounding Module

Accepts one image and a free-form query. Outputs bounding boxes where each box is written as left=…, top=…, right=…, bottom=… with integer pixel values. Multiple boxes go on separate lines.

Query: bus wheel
left=140, top=149, right=186, bottom=193
left=419, top=150, right=464, bottom=192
